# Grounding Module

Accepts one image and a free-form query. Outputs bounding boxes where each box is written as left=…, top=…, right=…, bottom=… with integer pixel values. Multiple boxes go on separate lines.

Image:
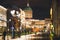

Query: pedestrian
left=3, top=30, right=6, bottom=40
left=11, top=26, right=15, bottom=39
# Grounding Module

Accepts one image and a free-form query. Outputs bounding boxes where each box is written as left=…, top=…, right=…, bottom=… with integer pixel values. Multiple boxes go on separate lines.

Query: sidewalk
left=6, top=33, right=36, bottom=40
left=11, top=32, right=43, bottom=40
left=0, top=32, right=42, bottom=40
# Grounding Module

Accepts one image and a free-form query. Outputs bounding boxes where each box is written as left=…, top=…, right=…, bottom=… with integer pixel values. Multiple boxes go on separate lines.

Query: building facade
left=23, top=3, right=33, bottom=19
left=0, top=5, right=7, bottom=32
left=52, top=0, right=60, bottom=36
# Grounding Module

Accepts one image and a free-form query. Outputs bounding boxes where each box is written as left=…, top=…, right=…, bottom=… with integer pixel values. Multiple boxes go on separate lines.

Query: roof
left=0, top=5, right=7, bottom=11
left=24, top=6, right=32, bottom=11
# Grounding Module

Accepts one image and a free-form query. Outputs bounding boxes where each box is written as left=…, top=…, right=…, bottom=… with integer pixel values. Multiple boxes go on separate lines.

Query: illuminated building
left=25, top=18, right=51, bottom=32
left=0, top=5, right=7, bottom=32
left=23, top=0, right=32, bottom=19
left=45, top=18, right=52, bottom=31
left=20, top=9, right=26, bottom=27
left=26, top=19, right=45, bottom=31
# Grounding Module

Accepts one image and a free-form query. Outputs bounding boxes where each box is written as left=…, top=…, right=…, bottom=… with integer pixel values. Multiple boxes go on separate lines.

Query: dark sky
left=0, top=0, right=52, bottom=19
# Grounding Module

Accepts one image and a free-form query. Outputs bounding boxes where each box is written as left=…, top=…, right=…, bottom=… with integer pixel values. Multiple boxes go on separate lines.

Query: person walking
left=11, top=25, right=15, bottom=39
left=3, top=30, right=6, bottom=40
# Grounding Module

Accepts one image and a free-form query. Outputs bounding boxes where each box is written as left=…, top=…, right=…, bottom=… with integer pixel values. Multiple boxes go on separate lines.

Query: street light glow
left=10, top=10, right=16, bottom=17
left=16, top=14, right=20, bottom=17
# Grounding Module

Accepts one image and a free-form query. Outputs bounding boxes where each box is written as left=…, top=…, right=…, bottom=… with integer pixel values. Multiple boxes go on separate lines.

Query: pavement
left=0, top=32, right=50, bottom=40
left=8, top=32, right=41, bottom=40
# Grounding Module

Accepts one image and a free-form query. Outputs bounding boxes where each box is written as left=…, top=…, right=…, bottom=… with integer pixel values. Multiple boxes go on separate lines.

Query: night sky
left=0, top=0, right=52, bottom=20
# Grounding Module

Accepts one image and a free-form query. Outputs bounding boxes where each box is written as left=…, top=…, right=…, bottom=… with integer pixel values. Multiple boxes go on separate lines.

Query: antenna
left=27, top=0, right=29, bottom=7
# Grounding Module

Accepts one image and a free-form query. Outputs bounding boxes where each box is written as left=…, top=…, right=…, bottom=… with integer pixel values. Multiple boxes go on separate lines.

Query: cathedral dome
left=24, top=6, right=32, bottom=11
